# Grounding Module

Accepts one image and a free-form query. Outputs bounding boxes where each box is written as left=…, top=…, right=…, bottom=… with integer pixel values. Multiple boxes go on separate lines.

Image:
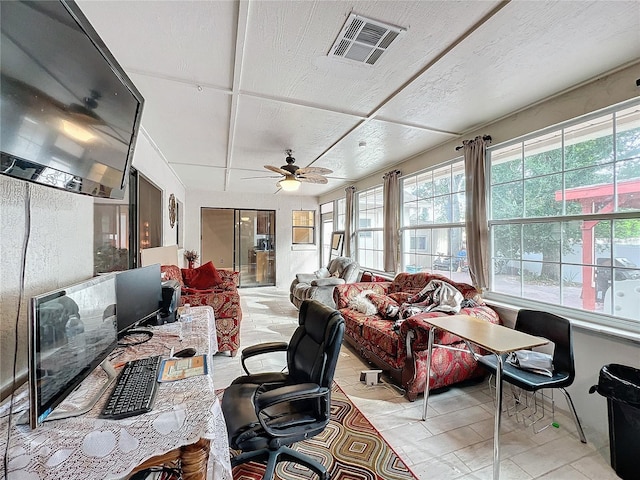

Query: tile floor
left=213, top=287, right=618, bottom=480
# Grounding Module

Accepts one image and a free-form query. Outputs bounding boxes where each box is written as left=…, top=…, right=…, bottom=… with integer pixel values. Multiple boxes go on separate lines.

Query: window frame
left=291, top=210, right=316, bottom=245
left=399, top=158, right=470, bottom=282
left=355, top=185, right=384, bottom=271
left=485, top=99, right=640, bottom=334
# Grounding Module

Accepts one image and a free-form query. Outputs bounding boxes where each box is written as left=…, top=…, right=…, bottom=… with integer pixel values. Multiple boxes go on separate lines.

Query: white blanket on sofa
left=400, top=279, right=464, bottom=316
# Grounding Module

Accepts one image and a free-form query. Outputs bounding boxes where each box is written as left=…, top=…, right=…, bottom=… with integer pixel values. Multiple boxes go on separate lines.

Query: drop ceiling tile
left=230, top=95, right=362, bottom=172
left=378, top=1, right=640, bottom=133
left=171, top=164, right=226, bottom=192
left=130, top=74, right=230, bottom=168
left=241, top=1, right=500, bottom=113
left=317, top=119, right=457, bottom=179
left=77, top=0, right=235, bottom=87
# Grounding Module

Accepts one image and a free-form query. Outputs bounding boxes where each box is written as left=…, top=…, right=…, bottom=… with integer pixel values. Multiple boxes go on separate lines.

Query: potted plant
left=184, top=250, right=199, bottom=269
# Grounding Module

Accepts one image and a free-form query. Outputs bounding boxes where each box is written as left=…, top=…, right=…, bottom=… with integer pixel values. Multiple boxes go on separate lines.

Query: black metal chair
left=221, top=299, right=345, bottom=480
left=477, top=309, right=587, bottom=443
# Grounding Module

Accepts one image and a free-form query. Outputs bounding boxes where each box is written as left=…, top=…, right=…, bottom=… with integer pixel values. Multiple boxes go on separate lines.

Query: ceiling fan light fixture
left=279, top=177, right=301, bottom=191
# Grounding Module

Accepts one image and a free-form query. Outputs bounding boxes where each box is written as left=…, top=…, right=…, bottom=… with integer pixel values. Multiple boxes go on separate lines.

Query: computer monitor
left=28, top=273, right=118, bottom=429
left=115, top=264, right=162, bottom=335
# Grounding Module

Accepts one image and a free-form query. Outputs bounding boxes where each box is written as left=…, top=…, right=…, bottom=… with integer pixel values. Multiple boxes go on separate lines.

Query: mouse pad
left=158, top=355, right=208, bottom=382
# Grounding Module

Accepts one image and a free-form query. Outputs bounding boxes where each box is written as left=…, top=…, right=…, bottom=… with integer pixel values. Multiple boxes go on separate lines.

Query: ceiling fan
left=264, top=150, right=333, bottom=191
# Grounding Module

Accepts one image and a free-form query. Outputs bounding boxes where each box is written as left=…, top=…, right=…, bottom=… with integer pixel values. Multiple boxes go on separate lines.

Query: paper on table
left=158, top=354, right=208, bottom=382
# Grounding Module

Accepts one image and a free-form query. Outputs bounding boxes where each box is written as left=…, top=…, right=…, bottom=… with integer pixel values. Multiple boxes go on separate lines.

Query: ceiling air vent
left=328, top=14, right=404, bottom=65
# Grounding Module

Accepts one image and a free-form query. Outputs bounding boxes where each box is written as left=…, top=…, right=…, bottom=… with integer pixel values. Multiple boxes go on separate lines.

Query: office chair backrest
left=287, top=300, right=345, bottom=387
left=516, top=309, right=574, bottom=381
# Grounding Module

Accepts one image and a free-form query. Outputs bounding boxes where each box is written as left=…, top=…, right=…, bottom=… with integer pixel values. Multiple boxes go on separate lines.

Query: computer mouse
left=174, top=347, right=196, bottom=358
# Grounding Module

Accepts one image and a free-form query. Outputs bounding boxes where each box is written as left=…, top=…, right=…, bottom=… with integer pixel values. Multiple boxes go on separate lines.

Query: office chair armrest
left=255, top=383, right=327, bottom=411
left=241, top=342, right=289, bottom=375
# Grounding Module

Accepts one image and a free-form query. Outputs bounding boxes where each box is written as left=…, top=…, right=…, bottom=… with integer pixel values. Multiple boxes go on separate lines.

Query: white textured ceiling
left=76, top=0, right=640, bottom=196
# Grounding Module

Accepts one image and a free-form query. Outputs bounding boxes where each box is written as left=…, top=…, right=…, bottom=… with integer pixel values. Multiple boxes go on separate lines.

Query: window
left=356, top=186, right=384, bottom=270
left=320, top=202, right=334, bottom=264
left=400, top=161, right=470, bottom=281
left=335, top=198, right=346, bottom=231
left=93, top=168, right=137, bottom=274
left=292, top=210, right=315, bottom=244
left=488, top=100, right=640, bottom=331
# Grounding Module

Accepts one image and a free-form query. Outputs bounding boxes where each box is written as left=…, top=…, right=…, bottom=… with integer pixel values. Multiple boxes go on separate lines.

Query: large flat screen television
left=0, top=0, right=144, bottom=199
left=28, top=273, right=118, bottom=429
left=116, top=264, right=162, bottom=336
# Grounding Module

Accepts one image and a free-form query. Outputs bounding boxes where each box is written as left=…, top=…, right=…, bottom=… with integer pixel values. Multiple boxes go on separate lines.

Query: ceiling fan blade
left=296, top=166, right=333, bottom=175
left=242, top=175, right=280, bottom=180
left=264, top=165, right=289, bottom=175
left=298, top=174, right=328, bottom=184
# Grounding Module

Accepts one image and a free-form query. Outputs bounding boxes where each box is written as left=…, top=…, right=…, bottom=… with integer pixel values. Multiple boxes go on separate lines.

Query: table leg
left=493, top=354, right=503, bottom=480
left=421, top=327, right=435, bottom=421
left=181, top=438, right=211, bottom=480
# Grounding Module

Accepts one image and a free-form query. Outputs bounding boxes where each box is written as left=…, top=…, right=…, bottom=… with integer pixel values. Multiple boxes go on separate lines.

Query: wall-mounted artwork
left=330, top=231, right=344, bottom=260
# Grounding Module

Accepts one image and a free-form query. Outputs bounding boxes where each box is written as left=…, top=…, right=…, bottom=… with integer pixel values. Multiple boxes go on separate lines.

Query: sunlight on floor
left=213, top=287, right=617, bottom=480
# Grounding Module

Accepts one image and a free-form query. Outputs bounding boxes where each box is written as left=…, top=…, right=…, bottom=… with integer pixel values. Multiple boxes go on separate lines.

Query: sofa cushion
left=361, top=317, right=401, bottom=357
left=348, top=290, right=378, bottom=315
left=182, top=261, right=223, bottom=289
left=365, top=293, right=399, bottom=319
left=161, top=265, right=184, bottom=287
left=361, top=271, right=389, bottom=282
left=388, top=292, right=411, bottom=304
left=333, top=282, right=391, bottom=309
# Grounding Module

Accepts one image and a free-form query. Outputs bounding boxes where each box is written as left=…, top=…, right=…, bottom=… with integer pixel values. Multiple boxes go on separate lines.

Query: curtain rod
left=455, top=135, right=492, bottom=151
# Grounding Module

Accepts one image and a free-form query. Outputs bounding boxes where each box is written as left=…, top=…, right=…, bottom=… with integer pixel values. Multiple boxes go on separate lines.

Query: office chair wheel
left=320, top=472, right=330, bottom=480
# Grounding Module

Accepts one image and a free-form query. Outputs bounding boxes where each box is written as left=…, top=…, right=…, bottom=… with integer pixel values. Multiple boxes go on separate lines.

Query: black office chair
left=477, top=309, right=587, bottom=443
left=221, top=299, right=345, bottom=480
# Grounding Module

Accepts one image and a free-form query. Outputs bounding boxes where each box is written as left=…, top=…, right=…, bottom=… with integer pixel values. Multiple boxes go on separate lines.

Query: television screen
left=0, top=0, right=143, bottom=199
left=116, top=264, right=162, bottom=335
left=29, top=273, right=118, bottom=428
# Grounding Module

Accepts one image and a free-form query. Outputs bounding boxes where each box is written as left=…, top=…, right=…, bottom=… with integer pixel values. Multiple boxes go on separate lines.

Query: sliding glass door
left=235, top=210, right=275, bottom=287
left=201, top=208, right=276, bottom=287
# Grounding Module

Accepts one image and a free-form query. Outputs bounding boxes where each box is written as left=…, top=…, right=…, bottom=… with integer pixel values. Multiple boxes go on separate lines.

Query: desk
left=1, top=306, right=232, bottom=480
left=422, top=315, right=547, bottom=480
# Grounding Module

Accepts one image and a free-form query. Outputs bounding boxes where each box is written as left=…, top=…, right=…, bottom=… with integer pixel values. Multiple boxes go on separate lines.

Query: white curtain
left=464, top=135, right=491, bottom=291
left=344, top=186, right=356, bottom=258
left=383, top=170, right=401, bottom=272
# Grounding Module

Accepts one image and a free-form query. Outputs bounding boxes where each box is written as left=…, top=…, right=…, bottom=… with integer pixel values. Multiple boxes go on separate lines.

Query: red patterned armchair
left=333, top=272, right=500, bottom=401
left=161, top=264, right=242, bottom=356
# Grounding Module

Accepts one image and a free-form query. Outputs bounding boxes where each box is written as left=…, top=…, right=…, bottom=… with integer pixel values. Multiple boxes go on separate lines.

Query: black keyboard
left=101, top=355, right=162, bottom=420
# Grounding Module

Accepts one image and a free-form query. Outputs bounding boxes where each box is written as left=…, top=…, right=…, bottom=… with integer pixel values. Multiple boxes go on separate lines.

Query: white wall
left=133, top=129, right=186, bottom=248
left=0, top=130, right=185, bottom=398
left=185, top=189, right=320, bottom=288
left=0, top=176, right=94, bottom=396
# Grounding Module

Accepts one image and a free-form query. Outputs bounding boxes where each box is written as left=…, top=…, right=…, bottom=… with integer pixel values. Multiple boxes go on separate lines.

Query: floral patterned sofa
left=333, top=272, right=500, bottom=400
left=161, top=264, right=242, bottom=356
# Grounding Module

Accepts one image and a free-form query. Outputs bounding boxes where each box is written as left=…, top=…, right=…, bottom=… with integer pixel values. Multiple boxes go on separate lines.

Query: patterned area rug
left=219, top=383, right=418, bottom=480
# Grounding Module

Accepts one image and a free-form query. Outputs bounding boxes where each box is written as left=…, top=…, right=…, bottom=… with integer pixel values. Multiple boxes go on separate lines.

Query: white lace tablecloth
left=1, top=306, right=232, bottom=480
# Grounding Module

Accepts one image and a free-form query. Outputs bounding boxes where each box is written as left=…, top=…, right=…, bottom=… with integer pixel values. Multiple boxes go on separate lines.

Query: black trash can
left=589, top=364, right=640, bottom=480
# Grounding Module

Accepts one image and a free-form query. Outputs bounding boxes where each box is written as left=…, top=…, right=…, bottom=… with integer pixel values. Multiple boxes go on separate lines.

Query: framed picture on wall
left=330, top=231, right=344, bottom=260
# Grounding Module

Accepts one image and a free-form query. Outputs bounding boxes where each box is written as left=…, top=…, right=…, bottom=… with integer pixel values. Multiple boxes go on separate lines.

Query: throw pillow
left=314, top=267, right=330, bottom=278
left=365, top=293, right=400, bottom=319
left=348, top=290, right=377, bottom=315
left=361, top=271, right=389, bottom=282
left=181, top=261, right=223, bottom=290
left=388, top=292, right=411, bottom=304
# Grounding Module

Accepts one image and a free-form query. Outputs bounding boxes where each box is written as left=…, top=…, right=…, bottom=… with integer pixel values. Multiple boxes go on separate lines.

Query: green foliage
left=491, top=122, right=640, bottom=281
